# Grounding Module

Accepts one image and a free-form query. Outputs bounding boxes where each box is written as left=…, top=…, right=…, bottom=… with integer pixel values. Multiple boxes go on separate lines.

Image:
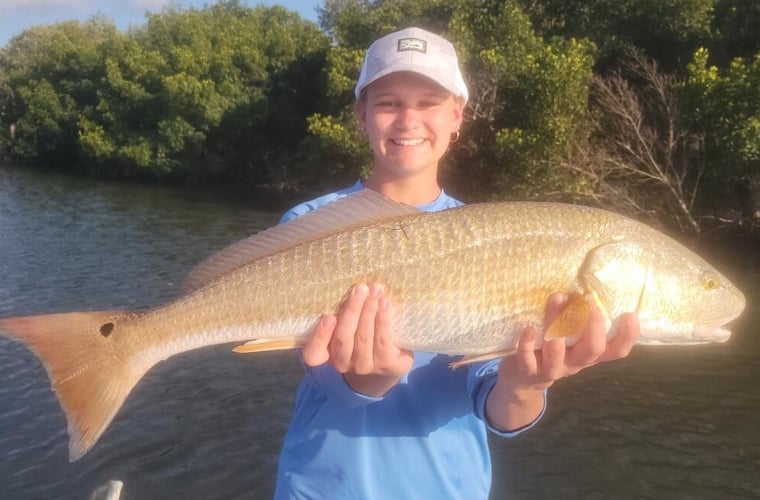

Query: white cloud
left=126, top=0, right=176, bottom=10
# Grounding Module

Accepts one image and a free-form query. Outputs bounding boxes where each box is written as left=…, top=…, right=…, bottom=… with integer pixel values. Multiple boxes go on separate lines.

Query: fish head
left=581, top=235, right=746, bottom=346
left=634, top=264, right=745, bottom=345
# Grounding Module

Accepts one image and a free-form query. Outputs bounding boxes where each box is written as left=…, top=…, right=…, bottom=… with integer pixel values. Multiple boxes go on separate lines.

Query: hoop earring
left=450, top=130, right=460, bottom=143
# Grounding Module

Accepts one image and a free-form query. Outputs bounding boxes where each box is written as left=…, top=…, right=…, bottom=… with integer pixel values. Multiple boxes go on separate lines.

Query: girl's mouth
left=391, top=138, right=425, bottom=146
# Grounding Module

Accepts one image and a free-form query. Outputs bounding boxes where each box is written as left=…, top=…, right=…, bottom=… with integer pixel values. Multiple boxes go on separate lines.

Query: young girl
left=273, top=27, right=639, bottom=499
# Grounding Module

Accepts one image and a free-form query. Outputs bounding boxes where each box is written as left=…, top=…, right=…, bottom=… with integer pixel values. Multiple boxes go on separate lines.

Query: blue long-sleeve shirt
left=273, top=182, right=546, bottom=500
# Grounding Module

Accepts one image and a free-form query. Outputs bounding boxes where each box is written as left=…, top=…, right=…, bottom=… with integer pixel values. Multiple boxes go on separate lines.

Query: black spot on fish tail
left=100, top=322, right=115, bottom=337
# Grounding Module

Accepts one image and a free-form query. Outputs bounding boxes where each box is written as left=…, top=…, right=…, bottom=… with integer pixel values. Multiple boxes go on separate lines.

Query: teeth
left=392, top=138, right=424, bottom=146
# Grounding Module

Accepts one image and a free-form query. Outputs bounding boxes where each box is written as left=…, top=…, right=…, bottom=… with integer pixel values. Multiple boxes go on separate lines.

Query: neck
left=364, top=171, right=441, bottom=206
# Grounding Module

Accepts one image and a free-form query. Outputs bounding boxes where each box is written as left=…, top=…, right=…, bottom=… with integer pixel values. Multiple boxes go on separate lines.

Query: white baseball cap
left=354, top=27, right=469, bottom=103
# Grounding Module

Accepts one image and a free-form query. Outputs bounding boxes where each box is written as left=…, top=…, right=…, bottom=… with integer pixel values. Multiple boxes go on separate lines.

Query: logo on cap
left=397, top=38, right=426, bottom=53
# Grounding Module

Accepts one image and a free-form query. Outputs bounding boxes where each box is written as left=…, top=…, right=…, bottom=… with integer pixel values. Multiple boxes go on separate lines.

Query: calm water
left=0, top=166, right=758, bottom=499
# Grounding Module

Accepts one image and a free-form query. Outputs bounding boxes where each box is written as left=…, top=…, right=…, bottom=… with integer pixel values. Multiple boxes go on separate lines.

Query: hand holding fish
left=486, top=293, right=641, bottom=432
left=301, top=283, right=415, bottom=397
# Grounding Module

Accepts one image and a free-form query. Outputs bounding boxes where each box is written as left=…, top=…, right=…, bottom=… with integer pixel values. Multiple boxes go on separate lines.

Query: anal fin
left=233, top=338, right=302, bottom=354
left=449, top=348, right=517, bottom=370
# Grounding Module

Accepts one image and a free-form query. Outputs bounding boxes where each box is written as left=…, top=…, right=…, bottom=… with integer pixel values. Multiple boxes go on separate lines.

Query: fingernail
left=369, top=283, right=382, bottom=298
left=526, top=327, right=536, bottom=342
left=353, top=283, right=368, bottom=298
left=320, top=315, right=336, bottom=330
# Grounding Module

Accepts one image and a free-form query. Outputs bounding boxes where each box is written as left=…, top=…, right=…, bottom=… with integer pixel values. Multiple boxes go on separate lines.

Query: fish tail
left=0, top=310, right=148, bottom=461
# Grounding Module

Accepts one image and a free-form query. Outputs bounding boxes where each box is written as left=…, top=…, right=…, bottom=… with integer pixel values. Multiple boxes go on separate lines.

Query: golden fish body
left=0, top=190, right=746, bottom=460
left=139, top=196, right=742, bottom=354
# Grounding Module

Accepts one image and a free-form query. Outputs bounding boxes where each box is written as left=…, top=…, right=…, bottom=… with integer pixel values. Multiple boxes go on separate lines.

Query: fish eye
left=701, top=271, right=720, bottom=291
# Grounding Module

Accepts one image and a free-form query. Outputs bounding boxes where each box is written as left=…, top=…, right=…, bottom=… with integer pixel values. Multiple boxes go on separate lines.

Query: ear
left=355, top=100, right=367, bottom=130
left=452, top=98, right=464, bottom=130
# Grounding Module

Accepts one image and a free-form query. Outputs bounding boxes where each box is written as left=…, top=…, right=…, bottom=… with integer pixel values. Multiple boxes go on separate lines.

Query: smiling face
left=356, top=72, right=464, bottom=185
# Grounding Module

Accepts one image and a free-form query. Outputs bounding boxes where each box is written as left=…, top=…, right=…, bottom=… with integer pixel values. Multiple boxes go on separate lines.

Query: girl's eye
left=419, top=99, right=444, bottom=109
left=374, top=98, right=443, bottom=109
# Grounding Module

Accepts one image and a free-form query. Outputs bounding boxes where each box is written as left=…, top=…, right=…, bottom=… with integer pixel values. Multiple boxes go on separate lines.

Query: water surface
left=0, top=166, right=758, bottom=499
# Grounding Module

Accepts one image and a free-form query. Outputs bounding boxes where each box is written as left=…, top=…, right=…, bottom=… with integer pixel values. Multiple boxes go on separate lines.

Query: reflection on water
left=1, top=166, right=759, bottom=499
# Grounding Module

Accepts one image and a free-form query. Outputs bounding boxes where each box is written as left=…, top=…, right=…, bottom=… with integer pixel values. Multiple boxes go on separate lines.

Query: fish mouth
left=691, top=292, right=746, bottom=344
left=704, top=326, right=731, bottom=342
left=638, top=325, right=733, bottom=346
left=693, top=325, right=732, bottom=343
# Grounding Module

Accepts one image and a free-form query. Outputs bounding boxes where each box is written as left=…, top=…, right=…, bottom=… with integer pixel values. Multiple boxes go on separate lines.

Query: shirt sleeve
left=299, top=353, right=391, bottom=407
left=279, top=205, right=308, bottom=225
left=467, top=360, right=547, bottom=437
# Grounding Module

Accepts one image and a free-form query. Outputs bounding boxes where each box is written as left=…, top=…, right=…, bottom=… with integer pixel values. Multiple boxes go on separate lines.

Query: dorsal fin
left=182, top=190, right=420, bottom=293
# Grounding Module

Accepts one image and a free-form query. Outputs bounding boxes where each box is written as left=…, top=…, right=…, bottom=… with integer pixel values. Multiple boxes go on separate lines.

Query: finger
left=565, top=301, right=607, bottom=369
left=374, top=295, right=414, bottom=374
left=351, top=283, right=382, bottom=374
left=599, top=313, right=640, bottom=362
left=515, top=326, right=539, bottom=376
left=539, top=337, right=566, bottom=382
left=302, top=314, right=337, bottom=366
left=544, top=293, right=568, bottom=327
left=331, top=283, right=368, bottom=372
left=372, top=293, right=393, bottom=359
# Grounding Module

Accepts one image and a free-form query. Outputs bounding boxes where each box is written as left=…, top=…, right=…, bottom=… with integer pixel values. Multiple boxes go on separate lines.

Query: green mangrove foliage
left=0, top=0, right=758, bottom=231
left=0, top=2, right=328, bottom=182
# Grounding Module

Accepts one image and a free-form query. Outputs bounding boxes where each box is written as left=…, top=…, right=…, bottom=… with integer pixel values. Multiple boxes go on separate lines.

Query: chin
left=385, top=159, right=437, bottom=175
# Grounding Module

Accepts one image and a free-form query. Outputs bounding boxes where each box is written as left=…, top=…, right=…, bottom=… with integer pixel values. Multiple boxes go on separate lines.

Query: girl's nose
left=395, top=106, right=421, bottom=128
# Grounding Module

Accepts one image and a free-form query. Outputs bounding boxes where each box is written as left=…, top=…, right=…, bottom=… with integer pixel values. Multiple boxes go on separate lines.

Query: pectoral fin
left=544, top=293, right=590, bottom=340
left=233, top=338, right=301, bottom=354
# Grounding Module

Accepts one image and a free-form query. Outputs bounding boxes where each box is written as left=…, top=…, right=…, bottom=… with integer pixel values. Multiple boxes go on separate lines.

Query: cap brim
left=355, top=64, right=463, bottom=100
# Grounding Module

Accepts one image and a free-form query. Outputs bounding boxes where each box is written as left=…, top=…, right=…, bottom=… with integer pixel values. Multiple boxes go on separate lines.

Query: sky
left=0, top=0, right=323, bottom=47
